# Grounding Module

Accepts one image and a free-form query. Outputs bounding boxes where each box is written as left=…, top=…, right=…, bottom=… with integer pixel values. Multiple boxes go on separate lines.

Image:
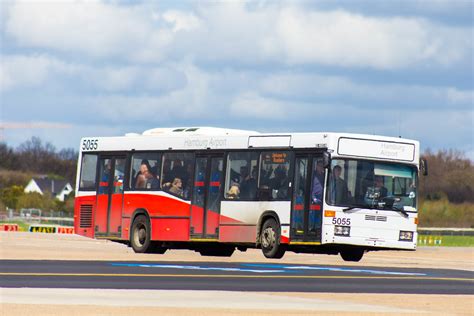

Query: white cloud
left=1, top=1, right=472, bottom=156
left=86, top=66, right=140, bottom=92
left=87, top=63, right=219, bottom=122
left=0, top=54, right=188, bottom=94
left=162, top=10, right=201, bottom=32
left=274, top=8, right=471, bottom=68
left=4, top=2, right=471, bottom=69
left=260, top=73, right=474, bottom=109
left=5, top=0, right=152, bottom=58
left=0, top=54, right=79, bottom=91
left=229, top=92, right=289, bottom=119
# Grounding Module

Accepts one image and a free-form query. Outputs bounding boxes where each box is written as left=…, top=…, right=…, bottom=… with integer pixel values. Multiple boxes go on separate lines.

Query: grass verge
left=418, top=235, right=474, bottom=247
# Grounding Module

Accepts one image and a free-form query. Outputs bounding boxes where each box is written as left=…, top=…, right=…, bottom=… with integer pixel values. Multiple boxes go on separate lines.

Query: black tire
left=199, top=245, right=235, bottom=257
left=130, top=215, right=152, bottom=253
left=340, top=248, right=364, bottom=262
left=260, top=218, right=286, bottom=259
left=150, top=241, right=167, bottom=254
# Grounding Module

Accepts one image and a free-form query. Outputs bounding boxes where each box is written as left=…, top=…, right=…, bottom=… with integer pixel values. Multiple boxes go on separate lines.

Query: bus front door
left=190, top=155, right=224, bottom=240
left=95, top=156, right=125, bottom=237
left=291, top=155, right=324, bottom=243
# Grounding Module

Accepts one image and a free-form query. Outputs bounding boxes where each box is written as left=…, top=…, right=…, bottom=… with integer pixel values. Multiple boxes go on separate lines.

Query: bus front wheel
left=130, top=215, right=152, bottom=253
left=340, top=248, right=364, bottom=262
left=260, top=218, right=286, bottom=259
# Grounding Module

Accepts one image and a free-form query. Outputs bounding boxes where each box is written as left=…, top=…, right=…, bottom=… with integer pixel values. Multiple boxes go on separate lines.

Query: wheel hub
left=262, top=227, right=275, bottom=248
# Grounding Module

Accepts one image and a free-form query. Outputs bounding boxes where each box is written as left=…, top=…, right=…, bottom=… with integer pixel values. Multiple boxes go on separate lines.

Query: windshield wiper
left=390, top=206, right=409, bottom=218
left=343, top=205, right=369, bottom=212
left=343, top=204, right=409, bottom=217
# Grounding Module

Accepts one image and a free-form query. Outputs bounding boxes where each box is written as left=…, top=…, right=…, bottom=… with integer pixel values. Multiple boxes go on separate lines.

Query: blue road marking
left=111, top=263, right=285, bottom=273
left=110, top=262, right=426, bottom=276
left=242, top=264, right=427, bottom=276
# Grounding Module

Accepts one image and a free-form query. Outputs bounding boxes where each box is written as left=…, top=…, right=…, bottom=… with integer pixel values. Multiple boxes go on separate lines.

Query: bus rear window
left=79, top=154, right=98, bottom=190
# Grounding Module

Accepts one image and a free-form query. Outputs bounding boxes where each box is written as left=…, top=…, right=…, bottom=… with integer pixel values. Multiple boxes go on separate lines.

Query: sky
left=1, top=0, right=473, bottom=158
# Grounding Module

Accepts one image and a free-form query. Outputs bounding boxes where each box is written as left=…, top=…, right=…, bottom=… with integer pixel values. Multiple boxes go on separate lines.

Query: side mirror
left=420, top=158, right=428, bottom=176
left=323, top=151, right=331, bottom=168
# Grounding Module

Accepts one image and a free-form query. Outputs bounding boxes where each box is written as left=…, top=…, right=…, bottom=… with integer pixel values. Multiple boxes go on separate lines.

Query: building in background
left=24, top=178, right=73, bottom=202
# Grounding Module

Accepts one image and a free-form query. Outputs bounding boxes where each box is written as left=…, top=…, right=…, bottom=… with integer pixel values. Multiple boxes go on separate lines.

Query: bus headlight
left=334, top=226, right=350, bottom=237
left=399, top=231, right=414, bottom=241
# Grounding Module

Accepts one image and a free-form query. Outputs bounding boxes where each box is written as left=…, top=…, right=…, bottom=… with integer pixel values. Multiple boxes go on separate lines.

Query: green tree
left=420, top=149, right=473, bottom=203
left=0, top=199, right=6, bottom=214
left=0, top=185, right=24, bottom=209
left=16, top=192, right=45, bottom=210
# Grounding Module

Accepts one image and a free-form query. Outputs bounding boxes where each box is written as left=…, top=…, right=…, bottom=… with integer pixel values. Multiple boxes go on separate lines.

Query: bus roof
left=80, top=127, right=420, bottom=164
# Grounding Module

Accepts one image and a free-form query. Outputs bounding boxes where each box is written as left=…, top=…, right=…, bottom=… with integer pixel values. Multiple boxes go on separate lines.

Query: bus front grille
left=80, top=205, right=93, bottom=228
left=365, top=215, right=388, bottom=222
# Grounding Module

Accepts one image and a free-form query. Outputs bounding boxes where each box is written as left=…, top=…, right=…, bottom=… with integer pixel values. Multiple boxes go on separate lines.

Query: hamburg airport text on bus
left=74, top=127, right=426, bottom=261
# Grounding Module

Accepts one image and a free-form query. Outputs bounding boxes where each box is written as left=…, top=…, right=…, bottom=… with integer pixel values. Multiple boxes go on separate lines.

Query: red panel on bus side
left=109, top=193, right=123, bottom=234
left=219, top=225, right=257, bottom=243
left=121, top=217, right=131, bottom=240
left=219, top=214, right=243, bottom=225
left=190, top=205, right=204, bottom=234
left=95, top=194, right=108, bottom=233
left=123, top=193, right=191, bottom=218
left=206, top=209, right=220, bottom=236
left=151, top=218, right=190, bottom=241
left=74, top=196, right=96, bottom=239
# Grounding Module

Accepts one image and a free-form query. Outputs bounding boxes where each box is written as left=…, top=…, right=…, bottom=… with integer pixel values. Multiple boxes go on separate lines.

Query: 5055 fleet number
left=82, top=139, right=98, bottom=151
left=332, top=217, right=351, bottom=226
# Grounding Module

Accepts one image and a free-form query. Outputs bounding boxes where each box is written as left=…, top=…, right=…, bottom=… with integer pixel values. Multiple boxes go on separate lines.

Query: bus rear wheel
left=130, top=215, right=152, bottom=253
left=340, top=248, right=364, bottom=262
left=150, top=242, right=167, bottom=254
left=260, top=218, right=286, bottom=259
left=199, top=245, right=235, bottom=257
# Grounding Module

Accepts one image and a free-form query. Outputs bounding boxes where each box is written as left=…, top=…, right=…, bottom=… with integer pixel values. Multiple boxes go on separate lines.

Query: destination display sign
left=262, top=152, right=289, bottom=164
left=338, top=137, right=415, bottom=162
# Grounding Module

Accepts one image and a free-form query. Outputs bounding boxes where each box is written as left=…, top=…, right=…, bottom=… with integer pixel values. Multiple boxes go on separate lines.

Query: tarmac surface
left=1, top=232, right=473, bottom=315
left=1, top=259, right=473, bottom=294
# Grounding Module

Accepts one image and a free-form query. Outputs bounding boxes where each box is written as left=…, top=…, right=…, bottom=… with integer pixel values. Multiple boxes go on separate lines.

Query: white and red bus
left=74, top=127, right=425, bottom=261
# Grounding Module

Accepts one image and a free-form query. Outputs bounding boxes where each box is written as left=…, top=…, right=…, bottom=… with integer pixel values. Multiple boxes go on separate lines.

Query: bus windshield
left=326, top=159, right=417, bottom=211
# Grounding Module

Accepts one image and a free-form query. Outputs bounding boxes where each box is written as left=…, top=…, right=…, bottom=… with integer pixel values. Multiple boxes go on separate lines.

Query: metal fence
left=418, top=228, right=474, bottom=236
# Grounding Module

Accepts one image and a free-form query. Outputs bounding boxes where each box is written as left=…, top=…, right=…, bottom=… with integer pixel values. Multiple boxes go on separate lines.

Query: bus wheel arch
left=257, top=211, right=287, bottom=259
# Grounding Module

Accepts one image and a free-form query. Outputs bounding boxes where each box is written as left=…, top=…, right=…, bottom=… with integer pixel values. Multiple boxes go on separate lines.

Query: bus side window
left=161, top=152, right=194, bottom=199
left=130, top=152, right=162, bottom=190
left=225, top=152, right=258, bottom=200
left=79, top=154, right=98, bottom=190
left=259, top=151, right=292, bottom=200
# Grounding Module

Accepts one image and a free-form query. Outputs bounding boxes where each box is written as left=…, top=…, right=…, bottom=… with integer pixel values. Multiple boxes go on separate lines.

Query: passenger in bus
left=227, top=183, right=240, bottom=199
left=162, top=159, right=173, bottom=185
left=184, top=163, right=194, bottom=191
left=114, top=159, right=125, bottom=193
left=364, top=175, right=388, bottom=204
left=269, top=165, right=289, bottom=199
left=239, top=166, right=257, bottom=200
left=329, top=165, right=350, bottom=204
left=168, top=178, right=184, bottom=197
left=99, top=160, right=112, bottom=194
left=311, top=160, right=325, bottom=203
left=150, top=161, right=160, bottom=177
left=135, top=161, right=159, bottom=189
left=374, top=176, right=388, bottom=198
left=171, top=159, right=187, bottom=181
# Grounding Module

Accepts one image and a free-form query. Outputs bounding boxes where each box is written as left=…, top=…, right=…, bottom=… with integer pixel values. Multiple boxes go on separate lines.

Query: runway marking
left=111, top=263, right=286, bottom=273
left=243, top=264, right=427, bottom=276
left=110, top=263, right=426, bottom=276
left=0, top=272, right=473, bottom=282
